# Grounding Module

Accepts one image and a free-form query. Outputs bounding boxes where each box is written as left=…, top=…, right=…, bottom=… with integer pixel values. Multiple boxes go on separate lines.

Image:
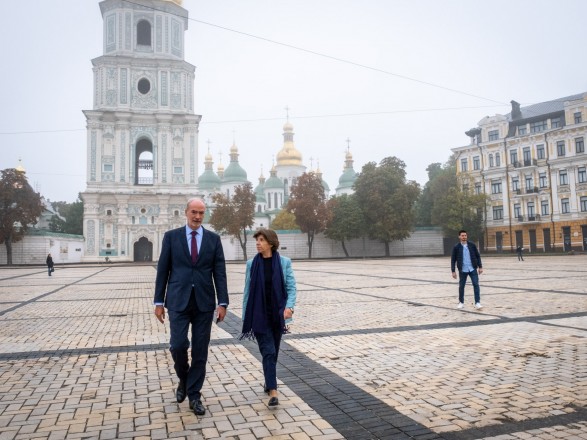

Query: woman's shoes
left=268, top=396, right=279, bottom=407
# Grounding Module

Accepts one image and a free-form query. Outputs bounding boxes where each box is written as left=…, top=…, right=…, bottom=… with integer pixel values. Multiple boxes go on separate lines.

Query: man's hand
left=451, top=272, right=457, bottom=279
left=154, top=305, right=165, bottom=324
left=216, top=305, right=227, bottom=323
left=284, top=308, right=293, bottom=320
left=478, top=268, right=484, bottom=275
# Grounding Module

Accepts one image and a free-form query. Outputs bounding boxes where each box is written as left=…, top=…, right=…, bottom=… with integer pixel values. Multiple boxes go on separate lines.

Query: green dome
left=198, top=169, right=221, bottom=189
left=264, top=175, right=284, bottom=189
left=222, top=162, right=248, bottom=182
left=337, top=168, right=357, bottom=188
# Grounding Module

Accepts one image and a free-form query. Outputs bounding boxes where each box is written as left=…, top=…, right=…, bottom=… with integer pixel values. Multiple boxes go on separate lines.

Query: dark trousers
left=48, top=266, right=52, bottom=276
left=255, top=325, right=283, bottom=391
left=458, top=269, right=480, bottom=304
left=168, top=293, right=214, bottom=401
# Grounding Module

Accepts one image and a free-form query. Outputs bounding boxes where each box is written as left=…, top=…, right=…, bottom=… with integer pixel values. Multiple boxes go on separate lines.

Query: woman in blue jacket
left=240, top=228, right=297, bottom=407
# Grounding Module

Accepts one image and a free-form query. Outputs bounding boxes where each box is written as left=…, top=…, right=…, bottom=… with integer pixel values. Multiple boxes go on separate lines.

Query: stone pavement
left=0, top=255, right=586, bottom=440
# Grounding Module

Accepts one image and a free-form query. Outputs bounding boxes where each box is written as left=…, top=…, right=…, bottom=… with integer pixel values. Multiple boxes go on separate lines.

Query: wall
left=0, top=230, right=85, bottom=265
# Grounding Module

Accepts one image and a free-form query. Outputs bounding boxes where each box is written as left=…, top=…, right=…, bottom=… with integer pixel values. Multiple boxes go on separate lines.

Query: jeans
left=48, top=266, right=52, bottom=276
left=255, top=325, right=283, bottom=391
left=458, top=269, right=480, bottom=304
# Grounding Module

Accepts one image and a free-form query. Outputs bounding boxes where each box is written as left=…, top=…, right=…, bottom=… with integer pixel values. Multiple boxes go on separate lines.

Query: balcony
left=516, top=214, right=541, bottom=223
left=525, top=186, right=539, bottom=194
left=512, top=159, right=537, bottom=169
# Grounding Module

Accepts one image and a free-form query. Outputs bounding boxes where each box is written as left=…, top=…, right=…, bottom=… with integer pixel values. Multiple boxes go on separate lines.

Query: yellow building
left=453, top=93, right=587, bottom=253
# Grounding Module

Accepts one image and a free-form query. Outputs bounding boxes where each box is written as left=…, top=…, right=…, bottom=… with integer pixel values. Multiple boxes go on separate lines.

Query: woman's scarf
left=239, top=252, right=287, bottom=340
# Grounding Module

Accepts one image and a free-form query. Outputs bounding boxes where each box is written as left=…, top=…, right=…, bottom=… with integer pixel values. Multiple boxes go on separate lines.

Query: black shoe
left=176, top=381, right=187, bottom=403
left=268, top=396, right=279, bottom=407
left=189, top=399, right=206, bottom=415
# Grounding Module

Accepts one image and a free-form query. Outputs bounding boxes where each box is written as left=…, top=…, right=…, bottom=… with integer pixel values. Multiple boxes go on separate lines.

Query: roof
left=508, top=93, right=584, bottom=121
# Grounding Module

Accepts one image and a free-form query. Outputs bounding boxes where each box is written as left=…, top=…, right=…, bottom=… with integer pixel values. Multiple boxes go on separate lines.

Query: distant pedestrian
left=516, top=246, right=524, bottom=261
left=451, top=230, right=483, bottom=310
left=46, top=253, right=54, bottom=276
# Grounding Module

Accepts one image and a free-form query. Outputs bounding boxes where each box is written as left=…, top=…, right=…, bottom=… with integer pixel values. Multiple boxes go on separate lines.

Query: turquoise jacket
left=242, top=255, right=297, bottom=323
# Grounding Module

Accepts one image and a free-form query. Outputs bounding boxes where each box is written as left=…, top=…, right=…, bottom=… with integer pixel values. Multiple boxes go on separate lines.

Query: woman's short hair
left=253, top=228, right=280, bottom=251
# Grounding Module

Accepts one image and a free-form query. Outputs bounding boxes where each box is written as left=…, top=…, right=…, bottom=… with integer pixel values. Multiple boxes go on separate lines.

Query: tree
left=418, top=155, right=487, bottom=243
left=49, top=193, right=84, bottom=235
left=286, top=172, right=330, bottom=258
left=415, top=162, right=443, bottom=226
left=270, top=210, right=299, bottom=230
left=209, top=182, right=255, bottom=260
left=0, top=168, right=43, bottom=265
left=353, top=156, right=420, bottom=256
left=324, top=194, right=364, bottom=257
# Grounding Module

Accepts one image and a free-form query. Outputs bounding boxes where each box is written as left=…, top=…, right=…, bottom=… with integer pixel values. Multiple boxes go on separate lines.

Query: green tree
left=353, top=156, right=420, bottom=256
left=286, top=172, right=330, bottom=258
left=270, top=210, right=299, bottom=230
left=324, top=194, right=364, bottom=257
left=0, top=168, right=43, bottom=265
left=415, top=162, right=443, bottom=226
left=49, top=193, right=83, bottom=235
left=209, top=182, right=255, bottom=260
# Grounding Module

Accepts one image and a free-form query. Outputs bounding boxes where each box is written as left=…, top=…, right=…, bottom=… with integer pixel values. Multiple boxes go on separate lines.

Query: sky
left=1, top=0, right=586, bottom=203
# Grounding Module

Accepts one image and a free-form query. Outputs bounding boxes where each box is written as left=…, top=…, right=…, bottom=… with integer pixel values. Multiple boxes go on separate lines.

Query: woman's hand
left=284, top=308, right=294, bottom=320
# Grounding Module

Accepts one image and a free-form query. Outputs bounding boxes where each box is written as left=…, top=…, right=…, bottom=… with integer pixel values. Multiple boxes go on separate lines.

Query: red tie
left=191, top=230, right=198, bottom=264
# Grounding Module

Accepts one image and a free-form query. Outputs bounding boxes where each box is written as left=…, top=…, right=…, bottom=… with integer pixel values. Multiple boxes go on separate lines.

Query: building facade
left=453, top=93, right=587, bottom=253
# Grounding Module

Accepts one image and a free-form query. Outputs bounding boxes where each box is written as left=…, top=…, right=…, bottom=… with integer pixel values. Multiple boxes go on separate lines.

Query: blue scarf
left=239, top=252, right=287, bottom=340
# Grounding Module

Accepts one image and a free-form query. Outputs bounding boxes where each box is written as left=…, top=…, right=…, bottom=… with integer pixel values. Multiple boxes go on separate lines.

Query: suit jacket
left=451, top=241, right=482, bottom=273
left=242, top=255, right=297, bottom=323
left=154, top=226, right=229, bottom=312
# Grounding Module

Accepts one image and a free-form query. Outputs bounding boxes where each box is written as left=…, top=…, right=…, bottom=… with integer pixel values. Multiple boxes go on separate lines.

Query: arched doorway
left=135, top=138, right=153, bottom=185
left=134, top=237, right=153, bottom=262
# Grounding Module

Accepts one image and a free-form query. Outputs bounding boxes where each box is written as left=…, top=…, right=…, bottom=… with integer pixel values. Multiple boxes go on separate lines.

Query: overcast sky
left=1, top=0, right=586, bottom=203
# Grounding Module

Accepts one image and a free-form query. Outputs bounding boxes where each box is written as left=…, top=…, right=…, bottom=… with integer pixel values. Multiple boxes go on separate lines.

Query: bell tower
left=81, top=0, right=201, bottom=262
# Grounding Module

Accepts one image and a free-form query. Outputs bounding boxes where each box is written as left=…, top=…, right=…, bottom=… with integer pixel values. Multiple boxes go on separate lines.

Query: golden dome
left=276, top=121, right=303, bottom=166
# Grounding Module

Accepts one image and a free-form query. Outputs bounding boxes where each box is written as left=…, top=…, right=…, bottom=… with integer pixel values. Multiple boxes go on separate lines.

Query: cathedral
left=81, top=0, right=357, bottom=262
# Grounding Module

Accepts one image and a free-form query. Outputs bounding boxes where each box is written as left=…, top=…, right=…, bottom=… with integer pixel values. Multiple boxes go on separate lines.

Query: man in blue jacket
left=154, top=198, right=229, bottom=416
left=451, top=229, right=483, bottom=310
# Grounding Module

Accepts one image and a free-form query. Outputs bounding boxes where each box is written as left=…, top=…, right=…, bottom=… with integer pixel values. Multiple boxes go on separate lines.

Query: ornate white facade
left=82, top=0, right=201, bottom=262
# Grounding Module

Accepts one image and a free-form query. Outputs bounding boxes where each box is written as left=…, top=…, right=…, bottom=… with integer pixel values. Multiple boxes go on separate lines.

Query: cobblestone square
left=1, top=255, right=586, bottom=439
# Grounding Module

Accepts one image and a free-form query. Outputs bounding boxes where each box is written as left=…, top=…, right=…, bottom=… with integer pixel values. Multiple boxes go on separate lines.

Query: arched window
left=137, top=20, right=151, bottom=46
left=135, top=138, right=153, bottom=185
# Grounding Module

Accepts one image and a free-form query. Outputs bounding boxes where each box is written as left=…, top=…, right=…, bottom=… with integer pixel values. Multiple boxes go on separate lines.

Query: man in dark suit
left=451, top=229, right=483, bottom=310
left=154, top=198, right=228, bottom=416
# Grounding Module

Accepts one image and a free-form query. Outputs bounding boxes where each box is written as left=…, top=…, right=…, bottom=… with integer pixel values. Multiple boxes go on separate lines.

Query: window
left=581, top=196, right=587, bottom=212
left=137, top=20, right=151, bottom=46
left=551, top=117, right=561, bottom=128
left=536, top=144, right=545, bottom=159
left=173, top=166, right=183, bottom=174
left=106, top=210, right=112, bottom=216
left=527, top=202, right=535, bottom=217
left=510, top=150, right=518, bottom=165
left=489, top=154, right=494, bottom=167
left=474, top=183, right=482, bottom=194
left=541, top=200, right=549, bottom=216
left=559, top=170, right=568, bottom=185
left=460, top=158, right=468, bottom=172
left=576, top=137, right=585, bottom=154
left=513, top=204, right=521, bottom=218
left=174, top=210, right=179, bottom=216
left=523, top=147, right=531, bottom=164
left=557, top=141, right=565, bottom=157
left=103, top=164, right=113, bottom=172
left=491, top=180, right=502, bottom=194
left=578, top=167, right=587, bottom=183
left=525, top=175, right=534, bottom=190
left=492, top=206, right=503, bottom=220
left=518, top=125, right=527, bottom=135
left=512, top=177, right=519, bottom=191
left=530, top=120, right=547, bottom=133
left=539, top=172, right=547, bottom=188
left=496, top=153, right=501, bottom=166
left=488, top=130, right=499, bottom=141
left=574, top=112, right=582, bottom=124
left=473, top=156, right=480, bottom=170
left=561, top=198, right=570, bottom=214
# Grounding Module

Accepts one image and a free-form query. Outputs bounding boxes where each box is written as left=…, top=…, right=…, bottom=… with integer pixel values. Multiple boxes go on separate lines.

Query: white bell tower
left=81, top=0, right=201, bottom=262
